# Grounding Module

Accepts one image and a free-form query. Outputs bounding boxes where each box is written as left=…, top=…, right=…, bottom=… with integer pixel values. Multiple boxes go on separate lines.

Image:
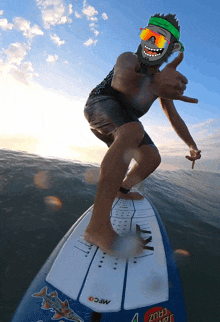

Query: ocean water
left=0, top=149, right=219, bottom=322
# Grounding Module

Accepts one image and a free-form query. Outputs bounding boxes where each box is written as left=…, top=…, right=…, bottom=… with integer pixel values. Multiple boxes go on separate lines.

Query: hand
left=185, top=149, right=201, bottom=169
left=153, top=52, right=198, bottom=103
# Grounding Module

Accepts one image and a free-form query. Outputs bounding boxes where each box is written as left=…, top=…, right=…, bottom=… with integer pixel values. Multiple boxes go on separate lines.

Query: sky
left=0, top=0, right=220, bottom=171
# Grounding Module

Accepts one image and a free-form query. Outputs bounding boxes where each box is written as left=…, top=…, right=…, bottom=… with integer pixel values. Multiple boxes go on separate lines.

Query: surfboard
left=12, top=194, right=187, bottom=322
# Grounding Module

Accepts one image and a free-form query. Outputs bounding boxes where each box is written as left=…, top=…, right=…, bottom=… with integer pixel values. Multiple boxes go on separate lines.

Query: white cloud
left=13, top=17, right=44, bottom=39
left=8, top=64, right=38, bottom=85
left=1, top=42, right=38, bottom=84
left=50, top=34, right=65, bottom=46
left=82, top=0, right=98, bottom=21
left=102, top=13, right=108, bottom=20
left=0, top=18, right=13, bottom=30
left=4, top=42, right=29, bottom=65
left=46, top=54, right=58, bottom=63
left=74, top=11, right=83, bottom=19
left=90, top=25, right=99, bottom=36
left=68, top=4, right=73, bottom=15
left=0, top=10, right=4, bottom=16
left=36, top=0, right=72, bottom=29
left=83, top=38, right=98, bottom=46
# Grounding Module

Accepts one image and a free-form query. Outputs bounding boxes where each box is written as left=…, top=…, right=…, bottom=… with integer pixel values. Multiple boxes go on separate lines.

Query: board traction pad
left=46, top=197, right=168, bottom=312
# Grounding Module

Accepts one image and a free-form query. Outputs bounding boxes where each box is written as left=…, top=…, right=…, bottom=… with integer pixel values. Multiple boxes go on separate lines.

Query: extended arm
left=159, top=97, right=201, bottom=168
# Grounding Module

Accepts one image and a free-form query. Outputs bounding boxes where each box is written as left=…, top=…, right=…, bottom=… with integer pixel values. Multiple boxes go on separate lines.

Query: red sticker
left=144, top=307, right=174, bottom=322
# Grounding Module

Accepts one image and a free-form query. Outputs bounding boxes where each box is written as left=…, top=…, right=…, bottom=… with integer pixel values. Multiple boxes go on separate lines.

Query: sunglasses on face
left=139, top=28, right=170, bottom=48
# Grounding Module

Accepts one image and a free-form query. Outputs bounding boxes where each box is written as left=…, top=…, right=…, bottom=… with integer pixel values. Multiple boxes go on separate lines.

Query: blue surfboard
left=12, top=195, right=187, bottom=322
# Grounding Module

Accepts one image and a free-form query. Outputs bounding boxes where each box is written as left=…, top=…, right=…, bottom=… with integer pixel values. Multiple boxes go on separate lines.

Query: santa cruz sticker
left=144, top=307, right=174, bottom=322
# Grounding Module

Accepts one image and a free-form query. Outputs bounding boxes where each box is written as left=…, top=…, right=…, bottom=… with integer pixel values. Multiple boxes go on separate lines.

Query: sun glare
left=0, top=72, right=105, bottom=163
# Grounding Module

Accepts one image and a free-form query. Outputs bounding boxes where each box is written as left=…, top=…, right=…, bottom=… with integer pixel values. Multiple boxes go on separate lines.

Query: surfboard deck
left=12, top=195, right=187, bottom=322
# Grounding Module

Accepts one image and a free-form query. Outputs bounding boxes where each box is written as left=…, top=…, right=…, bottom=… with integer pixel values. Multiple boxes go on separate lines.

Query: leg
left=84, top=122, right=145, bottom=254
left=116, top=144, right=161, bottom=199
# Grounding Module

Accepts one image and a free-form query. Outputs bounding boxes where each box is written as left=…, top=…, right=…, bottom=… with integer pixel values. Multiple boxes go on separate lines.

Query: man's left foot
left=116, top=191, right=144, bottom=200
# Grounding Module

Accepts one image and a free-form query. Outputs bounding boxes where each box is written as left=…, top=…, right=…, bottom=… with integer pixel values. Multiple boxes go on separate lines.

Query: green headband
left=148, top=17, right=184, bottom=51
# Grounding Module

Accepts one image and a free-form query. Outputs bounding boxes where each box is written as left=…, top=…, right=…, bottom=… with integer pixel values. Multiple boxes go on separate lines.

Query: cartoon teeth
left=143, top=45, right=163, bottom=57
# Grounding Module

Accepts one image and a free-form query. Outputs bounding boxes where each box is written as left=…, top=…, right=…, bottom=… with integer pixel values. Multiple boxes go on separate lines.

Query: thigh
left=84, top=95, right=139, bottom=146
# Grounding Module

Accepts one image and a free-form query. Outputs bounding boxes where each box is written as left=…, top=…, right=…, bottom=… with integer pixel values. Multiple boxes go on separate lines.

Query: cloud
left=4, top=42, right=29, bottom=65
left=82, top=0, right=98, bottom=21
left=36, top=0, right=72, bottom=29
left=83, top=38, right=98, bottom=47
left=89, top=23, right=99, bottom=36
left=13, top=17, right=44, bottom=39
left=46, top=54, right=58, bottom=63
left=74, top=11, right=83, bottom=19
left=0, top=18, right=13, bottom=30
left=0, top=14, right=44, bottom=39
left=50, top=34, right=65, bottom=46
left=0, top=10, right=4, bottom=16
left=8, top=67, right=30, bottom=85
left=1, top=42, right=37, bottom=84
left=68, top=4, right=73, bottom=15
left=101, top=13, right=108, bottom=20
left=145, top=117, right=220, bottom=161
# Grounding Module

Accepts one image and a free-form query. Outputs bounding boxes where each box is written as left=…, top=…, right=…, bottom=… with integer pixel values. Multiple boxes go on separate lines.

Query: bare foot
left=84, top=225, right=143, bottom=257
left=84, top=225, right=118, bottom=256
left=116, top=191, right=144, bottom=200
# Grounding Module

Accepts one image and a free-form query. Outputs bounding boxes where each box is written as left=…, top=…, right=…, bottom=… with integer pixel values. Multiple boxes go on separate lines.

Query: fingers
left=185, top=156, right=194, bottom=161
left=167, top=52, right=184, bottom=69
left=178, top=96, right=198, bottom=103
left=185, top=157, right=196, bottom=170
left=179, top=75, right=188, bottom=84
left=185, top=155, right=201, bottom=161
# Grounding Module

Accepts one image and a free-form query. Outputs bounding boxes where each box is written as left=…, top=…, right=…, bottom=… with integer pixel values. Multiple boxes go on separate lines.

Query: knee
left=152, top=148, right=161, bottom=170
left=155, top=152, right=161, bottom=168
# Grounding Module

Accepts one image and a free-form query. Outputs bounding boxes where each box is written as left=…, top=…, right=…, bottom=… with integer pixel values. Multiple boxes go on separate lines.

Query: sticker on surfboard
left=144, top=307, right=174, bottom=322
left=131, top=313, right=139, bottom=322
left=32, top=286, right=84, bottom=321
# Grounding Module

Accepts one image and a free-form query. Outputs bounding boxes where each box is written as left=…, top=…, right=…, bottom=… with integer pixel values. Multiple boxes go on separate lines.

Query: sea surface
left=0, top=149, right=219, bottom=322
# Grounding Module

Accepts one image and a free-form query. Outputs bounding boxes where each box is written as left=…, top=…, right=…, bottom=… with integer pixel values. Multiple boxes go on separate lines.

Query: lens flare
left=123, top=149, right=136, bottom=165
left=34, top=171, right=51, bottom=189
left=85, top=168, right=100, bottom=184
left=173, top=249, right=191, bottom=266
left=44, top=196, right=63, bottom=211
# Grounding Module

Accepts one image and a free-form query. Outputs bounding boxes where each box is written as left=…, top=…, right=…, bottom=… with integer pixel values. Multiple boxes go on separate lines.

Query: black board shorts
left=84, top=95, right=156, bottom=148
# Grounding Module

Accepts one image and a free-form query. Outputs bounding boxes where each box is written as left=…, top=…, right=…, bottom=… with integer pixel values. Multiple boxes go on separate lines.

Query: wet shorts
left=84, top=95, right=156, bottom=148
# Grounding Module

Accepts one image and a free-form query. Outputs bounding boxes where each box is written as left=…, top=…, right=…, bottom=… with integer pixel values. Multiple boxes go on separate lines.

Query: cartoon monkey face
left=140, top=24, right=172, bottom=63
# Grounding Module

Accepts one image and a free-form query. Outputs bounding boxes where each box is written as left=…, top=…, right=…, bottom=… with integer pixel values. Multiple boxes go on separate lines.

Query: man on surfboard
left=84, top=13, right=201, bottom=255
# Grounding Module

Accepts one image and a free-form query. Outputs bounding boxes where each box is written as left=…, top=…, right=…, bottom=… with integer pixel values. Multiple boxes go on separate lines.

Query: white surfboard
left=12, top=195, right=187, bottom=322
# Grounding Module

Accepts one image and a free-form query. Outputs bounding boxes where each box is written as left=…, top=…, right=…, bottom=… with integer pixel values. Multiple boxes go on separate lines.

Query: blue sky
left=0, top=0, right=219, bottom=170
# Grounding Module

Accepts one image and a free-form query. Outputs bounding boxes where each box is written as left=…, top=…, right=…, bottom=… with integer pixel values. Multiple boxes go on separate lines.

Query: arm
left=111, top=52, right=158, bottom=104
left=159, top=97, right=201, bottom=168
left=158, top=97, right=197, bottom=149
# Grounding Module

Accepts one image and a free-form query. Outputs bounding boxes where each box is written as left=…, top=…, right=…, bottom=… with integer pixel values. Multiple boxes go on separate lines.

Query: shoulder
left=115, top=52, right=140, bottom=69
left=113, top=52, right=141, bottom=74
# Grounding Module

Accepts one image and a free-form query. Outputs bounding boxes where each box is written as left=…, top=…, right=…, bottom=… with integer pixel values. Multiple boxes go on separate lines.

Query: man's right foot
left=83, top=225, right=143, bottom=257
left=84, top=225, right=118, bottom=256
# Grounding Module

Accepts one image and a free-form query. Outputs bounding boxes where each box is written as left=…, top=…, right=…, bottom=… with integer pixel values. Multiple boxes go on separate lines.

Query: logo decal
left=144, top=307, right=174, bottom=322
left=88, top=296, right=111, bottom=305
left=32, top=286, right=84, bottom=321
left=131, top=313, right=139, bottom=322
